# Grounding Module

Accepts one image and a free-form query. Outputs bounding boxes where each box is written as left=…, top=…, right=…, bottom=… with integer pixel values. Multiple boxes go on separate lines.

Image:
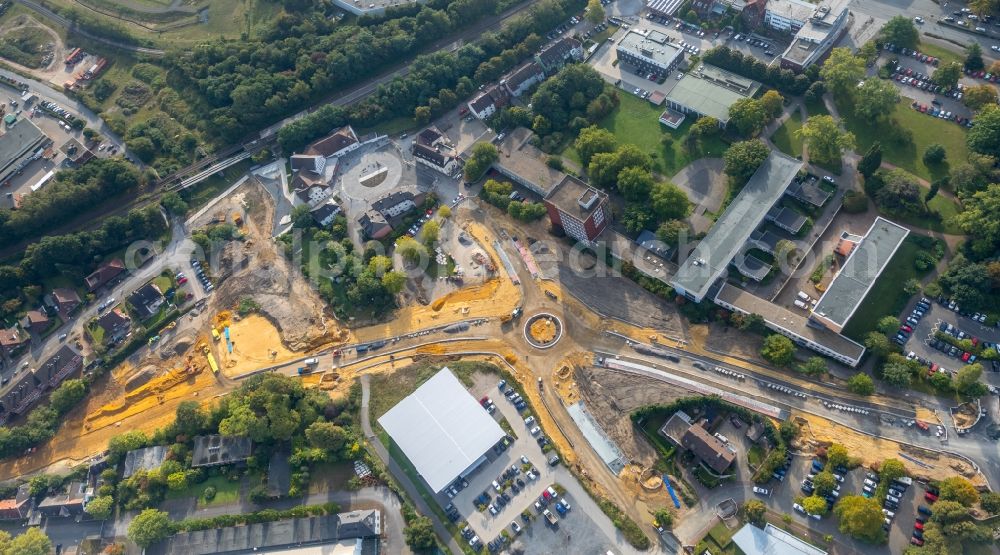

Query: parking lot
left=440, top=378, right=643, bottom=554
left=898, top=297, right=1000, bottom=382
left=877, top=49, right=973, bottom=126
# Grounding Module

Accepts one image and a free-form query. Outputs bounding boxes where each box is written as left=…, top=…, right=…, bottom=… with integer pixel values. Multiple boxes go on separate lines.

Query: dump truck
left=212, top=328, right=221, bottom=342
left=206, top=352, right=219, bottom=374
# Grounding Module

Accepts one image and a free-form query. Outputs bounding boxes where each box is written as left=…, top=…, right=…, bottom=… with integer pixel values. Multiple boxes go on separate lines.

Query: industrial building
left=665, top=64, right=761, bottom=128
left=732, top=523, right=827, bottom=555
left=378, top=367, right=505, bottom=493
left=0, top=118, right=49, bottom=185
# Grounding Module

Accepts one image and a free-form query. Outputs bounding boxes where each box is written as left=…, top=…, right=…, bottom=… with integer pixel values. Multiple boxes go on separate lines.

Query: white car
left=521, top=455, right=530, bottom=465
left=530, top=426, right=541, bottom=436
left=511, top=521, right=521, bottom=533
left=492, top=480, right=501, bottom=492
left=793, top=503, right=806, bottom=514
left=914, top=16, right=924, bottom=24
left=524, top=416, right=536, bottom=426
left=752, top=486, right=769, bottom=496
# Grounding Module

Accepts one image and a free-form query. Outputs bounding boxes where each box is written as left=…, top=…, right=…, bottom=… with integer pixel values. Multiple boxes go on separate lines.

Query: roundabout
left=523, top=312, right=563, bottom=349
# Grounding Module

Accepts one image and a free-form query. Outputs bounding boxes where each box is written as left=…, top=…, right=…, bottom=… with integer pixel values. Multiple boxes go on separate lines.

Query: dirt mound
left=124, top=365, right=158, bottom=391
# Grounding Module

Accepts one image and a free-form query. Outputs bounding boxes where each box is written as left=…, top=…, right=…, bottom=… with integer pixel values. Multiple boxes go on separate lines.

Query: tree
left=813, top=471, right=837, bottom=497
left=437, top=205, right=451, bottom=219
left=802, top=495, right=829, bottom=516
left=291, top=204, right=314, bottom=229
left=690, top=116, right=722, bottom=140
left=955, top=184, right=1000, bottom=257
left=167, top=472, right=188, bottom=491
left=656, top=219, right=689, bottom=246
left=954, top=363, right=984, bottom=396
left=938, top=476, right=980, bottom=506
left=742, top=499, right=767, bottom=526
left=879, top=459, right=907, bottom=483
left=404, top=515, right=436, bottom=551
left=847, top=373, right=875, bottom=395
left=728, top=97, right=769, bottom=137
left=872, top=168, right=924, bottom=215
left=857, top=141, right=883, bottom=178
left=0, top=528, right=51, bottom=555
left=588, top=144, right=652, bottom=190
left=652, top=507, right=674, bottom=529
left=865, top=333, right=894, bottom=361
left=880, top=361, right=912, bottom=387
left=574, top=126, right=617, bottom=167
left=854, top=79, right=899, bottom=121
left=826, top=444, right=851, bottom=469
left=968, top=104, right=1000, bottom=157
left=966, top=42, right=985, bottom=72
left=819, top=48, right=865, bottom=94
left=926, top=180, right=940, bottom=203
left=48, top=379, right=87, bottom=415
left=970, top=0, right=996, bottom=18
left=396, top=236, right=428, bottom=265
left=160, top=192, right=188, bottom=216
left=880, top=15, right=919, bottom=49
left=964, top=84, right=998, bottom=111
left=760, top=90, right=784, bottom=119
left=108, top=430, right=147, bottom=461
left=463, top=142, right=498, bottom=182
left=760, top=334, right=795, bottom=366
left=876, top=315, right=901, bottom=335
left=834, top=495, right=885, bottom=542
left=933, top=62, right=963, bottom=89
left=422, top=219, right=440, bottom=245
left=84, top=495, right=114, bottom=520
left=650, top=181, right=691, bottom=221
left=797, top=356, right=828, bottom=376
left=723, top=139, right=770, bottom=186
left=797, top=115, right=855, bottom=166
left=617, top=166, right=655, bottom=202
left=127, top=509, right=174, bottom=548
left=980, top=492, right=1000, bottom=514
left=585, top=0, right=605, bottom=24
left=381, top=271, right=406, bottom=294
left=305, top=421, right=349, bottom=452
left=173, top=400, right=206, bottom=438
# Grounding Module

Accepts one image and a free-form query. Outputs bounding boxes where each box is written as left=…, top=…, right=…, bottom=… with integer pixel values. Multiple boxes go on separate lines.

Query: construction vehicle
left=297, top=366, right=314, bottom=375
left=206, top=352, right=219, bottom=374
left=211, top=328, right=221, bottom=342
left=233, top=212, right=244, bottom=226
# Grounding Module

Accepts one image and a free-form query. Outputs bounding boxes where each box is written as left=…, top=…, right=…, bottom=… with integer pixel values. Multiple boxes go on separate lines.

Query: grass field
left=839, top=98, right=970, bottom=181
left=166, top=475, right=241, bottom=507
left=562, top=91, right=728, bottom=176
left=841, top=236, right=930, bottom=341
left=804, top=97, right=830, bottom=117
left=772, top=110, right=804, bottom=158
left=879, top=185, right=964, bottom=234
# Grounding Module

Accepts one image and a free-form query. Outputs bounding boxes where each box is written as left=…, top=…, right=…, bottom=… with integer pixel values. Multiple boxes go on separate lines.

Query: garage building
left=378, top=367, right=505, bottom=493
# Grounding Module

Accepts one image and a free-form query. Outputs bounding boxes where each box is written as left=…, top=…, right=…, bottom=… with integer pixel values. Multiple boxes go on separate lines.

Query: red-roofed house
left=20, top=310, right=49, bottom=335
left=50, top=288, right=82, bottom=317
left=0, top=326, right=28, bottom=356
left=84, top=259, right=126, bottom=292
left=0, top=484, right=31, bottom=520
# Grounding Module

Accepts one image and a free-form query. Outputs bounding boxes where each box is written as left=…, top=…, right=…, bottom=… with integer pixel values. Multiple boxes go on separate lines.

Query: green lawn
left=562, top=91, right=728, bottom=176
left=181, top=158, right=255, bottom=212
left=747, top=445, right=765, bottom=468
left=772, top=110, right=804, bottom=158
left=355, top=116, right=414, bottom=138
left=916, top=42, right=963, bottom=67
left=804, top=97, right=830, bottom=117
left=166, top=475, right=241, bottom=507
left=152, top=275, right=174, bottom=293
left=879, top=186, right=964, bottom=234
left=839, top=98, right=970, bottom=181
left=841, top=236, right=931, bottom=341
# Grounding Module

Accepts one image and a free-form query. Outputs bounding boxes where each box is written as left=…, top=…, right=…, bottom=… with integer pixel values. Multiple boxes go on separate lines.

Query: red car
left=915, top=521, right=924, bottom=531
left=901, top=325, right=913, bottom=333
left=911, top=537, right=924, bottom=546
left=479, top=396, right=490, bottom=407
left=928, top=363, right=939, bottom=375
left=961, top=352, right=971, bottom=362
left=925, top=492, right=938, bottom=503
left=177, top=277, right=188, bottom=285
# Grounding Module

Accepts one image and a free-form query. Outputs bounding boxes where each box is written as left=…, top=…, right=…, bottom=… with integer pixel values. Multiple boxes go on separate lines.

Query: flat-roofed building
left=666, top=64, right=761, bottom=128
left=378, top=367, right=504, bottom=493
left=714, top=283, right=865, bottom=366
left=493, top=128, right=566, bottom=197
left=544, top=175, right=611, bottom=244
left=733, top=523, right=827, bottom=555
left=768, top=0, right=851, bottom=70
left=671, top=150, right=802, bottom=302
left=616, top=30, right=685, bottom=76
left=811, top=217, right=909, bottom=333
left=0, top=118, right=47, bottom=185
left=647, top=0, right=686, bottom=17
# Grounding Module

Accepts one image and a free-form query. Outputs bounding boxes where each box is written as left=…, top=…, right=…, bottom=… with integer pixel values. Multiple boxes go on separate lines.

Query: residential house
left=0, top=484, right=31, bottom=520
left=84, top=258, right=125, bottom=292
left=95, top=307, right=131, bottom=343
left=290, top=154, right=327, bottom=175
left=20, top=310, right=49, bottom=335
left=681, top=424, right=736, bottom=473
left=191, top=435, right=253, bottom=468
left=415, top=127, right=445, bottom=148
left=0, top=372, right=40, bottom=422
left=36, top=481, right=86, bottom=518
left=0, top=326, right=28, bottom=356
left=311, top=201, right=343, bottom=228
left=304, top=125, right=360, bottom=159
left=503, top=62, right=545, bottom=97
left=128, top=283, right=165, bottom=320
left=33, top=345, right=82, bottom=392
left=412, top=143, right=460, bottom=176
left=535, top=37, right=584, bottom=74
left=467, top=84, right=510, bottom=120
left=358, top=189, right=427, bottom=239
left=50, top=288, right=82, bottom=317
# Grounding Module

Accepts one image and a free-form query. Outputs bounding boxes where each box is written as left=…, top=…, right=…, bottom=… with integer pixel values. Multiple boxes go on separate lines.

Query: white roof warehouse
left=378, top=367, right=504, bottom=493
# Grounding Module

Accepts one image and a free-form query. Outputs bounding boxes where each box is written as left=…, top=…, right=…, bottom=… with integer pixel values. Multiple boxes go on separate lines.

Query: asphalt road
left=850, top=0, right=1000, bottom=54
left=15, top=0, right=165, bottom=55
